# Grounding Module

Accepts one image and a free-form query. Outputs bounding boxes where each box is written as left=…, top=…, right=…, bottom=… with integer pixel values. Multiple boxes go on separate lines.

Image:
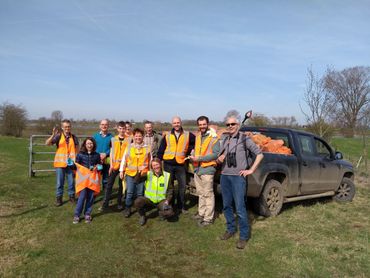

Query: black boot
left=69, top=195, right=76, bottom=204
left=55, top=196, right=63, bottom=207
left=124, top=207, right=131, bottom=218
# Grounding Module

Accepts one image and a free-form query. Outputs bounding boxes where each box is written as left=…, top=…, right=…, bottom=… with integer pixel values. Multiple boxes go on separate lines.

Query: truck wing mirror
left=335, top=151, right=343, bottom=160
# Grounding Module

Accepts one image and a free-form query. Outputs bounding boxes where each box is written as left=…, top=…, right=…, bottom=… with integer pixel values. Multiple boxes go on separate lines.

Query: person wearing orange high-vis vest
left=99, top=121, right=128, bottom=212
left=119, top=128, right=151, bottom=218
left=72, top=137, right=102, bottom=224
left=45, top=119, right=79, bottom=207
left=157, top=116, right=195, bottom=214
left=190, top=116, right=220, bottom=227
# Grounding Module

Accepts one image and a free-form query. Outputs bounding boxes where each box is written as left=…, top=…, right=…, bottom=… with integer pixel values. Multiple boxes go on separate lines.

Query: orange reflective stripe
left=54, top=134, right=76, bottom=168
left=75, top=163, right=101, bottom=196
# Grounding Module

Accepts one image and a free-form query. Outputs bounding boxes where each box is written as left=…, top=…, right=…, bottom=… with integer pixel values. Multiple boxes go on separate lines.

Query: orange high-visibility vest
left=75, top=163, right=101, bottom=196
left=54, top=133, right=76, bottom=168
left=124, top=144, right=151, bottom=177
left=163, top=131, right=190, bottom=164
left=193, top=133, right=218, bottom=168
left=110, top=136, right=128, bottom=170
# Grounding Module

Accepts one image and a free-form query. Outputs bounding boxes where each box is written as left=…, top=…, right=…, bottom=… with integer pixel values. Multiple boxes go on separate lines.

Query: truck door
left=313, top=137, right=341, bottom=191
left=297, top=134, right=323, bottom=194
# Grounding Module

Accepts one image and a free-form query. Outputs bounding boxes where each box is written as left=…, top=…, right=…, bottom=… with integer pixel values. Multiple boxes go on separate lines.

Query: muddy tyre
left=333, top=177, right=355, bottom=202
left=254, top=179, right=283, bottom=217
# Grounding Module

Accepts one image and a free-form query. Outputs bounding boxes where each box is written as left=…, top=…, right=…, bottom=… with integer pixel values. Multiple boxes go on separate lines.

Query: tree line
left=301, top=66, right=370, bottom=139
left=1, top=66, right=369, bottom=139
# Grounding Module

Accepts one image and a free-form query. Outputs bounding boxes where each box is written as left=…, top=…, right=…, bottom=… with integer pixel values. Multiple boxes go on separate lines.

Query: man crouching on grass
left=217, top=113, right=263, bottom=249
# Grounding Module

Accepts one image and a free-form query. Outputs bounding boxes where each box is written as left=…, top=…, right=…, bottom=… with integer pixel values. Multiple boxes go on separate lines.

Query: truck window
left=298, top=135, right=315, bottom=156
left=314, top=138, right=332, bottom=158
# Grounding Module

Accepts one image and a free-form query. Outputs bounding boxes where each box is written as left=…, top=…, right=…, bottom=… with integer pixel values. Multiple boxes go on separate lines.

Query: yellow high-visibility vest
left=144, top=171, right=170, bottom=204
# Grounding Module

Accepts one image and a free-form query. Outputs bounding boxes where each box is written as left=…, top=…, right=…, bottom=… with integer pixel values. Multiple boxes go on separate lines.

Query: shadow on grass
left=0, top=204, right=48, bottom=218
left=281, top=196, right=333, bottom=214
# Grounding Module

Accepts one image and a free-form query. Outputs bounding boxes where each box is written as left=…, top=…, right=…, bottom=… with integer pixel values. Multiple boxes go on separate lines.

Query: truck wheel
left=333, top=177, right=355, bottom=202
left=254, top=179, right=283, bottom=217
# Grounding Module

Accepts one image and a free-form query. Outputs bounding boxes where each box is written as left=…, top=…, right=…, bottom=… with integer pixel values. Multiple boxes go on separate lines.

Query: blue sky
left=1, top=1, right=369, bottom=123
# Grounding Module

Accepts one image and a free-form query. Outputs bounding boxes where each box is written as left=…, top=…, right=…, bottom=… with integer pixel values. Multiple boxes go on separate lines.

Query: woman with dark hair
left=73, top=137, right=102, bottom=224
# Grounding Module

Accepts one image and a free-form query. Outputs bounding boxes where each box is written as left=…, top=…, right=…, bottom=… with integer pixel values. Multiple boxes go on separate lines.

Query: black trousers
left=102, top=169, right=123, bottom=208
left=163, top=163, right=187, bottom=210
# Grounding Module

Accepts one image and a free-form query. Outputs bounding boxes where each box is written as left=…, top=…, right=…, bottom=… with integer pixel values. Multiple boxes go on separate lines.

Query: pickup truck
left=188, top=126, right=356, bottom=217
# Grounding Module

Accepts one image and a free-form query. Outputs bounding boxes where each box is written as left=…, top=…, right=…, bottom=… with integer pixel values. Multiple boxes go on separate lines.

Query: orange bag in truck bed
left=248, top=133, right=292, bottom=155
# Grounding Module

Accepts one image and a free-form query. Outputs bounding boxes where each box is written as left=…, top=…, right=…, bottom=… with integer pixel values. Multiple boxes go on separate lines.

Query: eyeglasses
left=226, top=123, right=237, bottom=127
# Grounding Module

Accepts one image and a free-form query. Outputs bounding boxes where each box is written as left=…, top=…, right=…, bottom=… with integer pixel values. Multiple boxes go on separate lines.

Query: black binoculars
left=227, top=152, right=237, bottom=168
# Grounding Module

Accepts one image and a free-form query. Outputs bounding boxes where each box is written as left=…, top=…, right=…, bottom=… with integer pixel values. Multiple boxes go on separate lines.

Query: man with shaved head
left=93, top=119, right=113, bottom=190
left=158, top=116, right=195, bottom=214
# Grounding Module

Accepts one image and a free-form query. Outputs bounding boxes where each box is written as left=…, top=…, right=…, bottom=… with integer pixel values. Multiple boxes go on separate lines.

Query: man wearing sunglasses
left=217, top=114, right=264, bottom=249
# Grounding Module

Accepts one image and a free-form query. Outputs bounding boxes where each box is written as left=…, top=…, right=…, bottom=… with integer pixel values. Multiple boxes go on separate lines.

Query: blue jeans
left=220, top=175, right=250, bottom=240
left=164, top=163, right=187, bottom=210
left=55, top=166, right=75, bottom=197
left=125, top=175, right=145, bottom=208
left=74, top=188, right=95, bottom=217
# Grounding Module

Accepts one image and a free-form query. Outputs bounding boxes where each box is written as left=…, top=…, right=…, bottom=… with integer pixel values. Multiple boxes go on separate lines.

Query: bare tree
left=36, top=116, right=50, bottom=134
left=325, top=66, right=370, bottom=137
left=0, top=102, right=28, bottom=137
left=51, top=110, right=63, bottom=123
left=271, top=116, right=298, bottom=128
left=248, top=113, right=271, bottom=127
left=300, top=67, right=336, bottom=139
left=36, top=110, right=64, bottom=134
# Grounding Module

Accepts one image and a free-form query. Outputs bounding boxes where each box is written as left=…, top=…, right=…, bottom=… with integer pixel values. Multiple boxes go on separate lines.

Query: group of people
left=46, top=114, right=263, bottom=249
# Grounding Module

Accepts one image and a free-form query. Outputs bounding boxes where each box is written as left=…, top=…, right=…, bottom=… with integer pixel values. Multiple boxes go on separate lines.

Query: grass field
left=0, top=136, right=369, bottom=277
left=331, top=137, right=369, bottom=174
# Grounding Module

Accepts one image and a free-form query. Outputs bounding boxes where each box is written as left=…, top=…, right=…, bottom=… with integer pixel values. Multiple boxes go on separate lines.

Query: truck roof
left=239, top=126, right=317, bottom=138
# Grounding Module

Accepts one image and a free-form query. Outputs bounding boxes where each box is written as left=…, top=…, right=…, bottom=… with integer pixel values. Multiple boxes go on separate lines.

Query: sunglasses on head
left=226, top=123, right=237, bottom=127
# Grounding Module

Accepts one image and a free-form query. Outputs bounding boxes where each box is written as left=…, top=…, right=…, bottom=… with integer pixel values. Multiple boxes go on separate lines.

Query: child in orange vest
left=73, top=137, right=102, bottom=224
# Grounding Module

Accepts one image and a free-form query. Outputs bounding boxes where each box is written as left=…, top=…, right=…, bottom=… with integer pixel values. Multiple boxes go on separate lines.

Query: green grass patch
left=331, top=136, right=369, bottom=174
left=0, top=136, right=369, bottom=277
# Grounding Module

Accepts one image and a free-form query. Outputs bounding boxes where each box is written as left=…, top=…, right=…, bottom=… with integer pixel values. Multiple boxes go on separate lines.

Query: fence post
left=28, top=135, right=34, bottom=177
